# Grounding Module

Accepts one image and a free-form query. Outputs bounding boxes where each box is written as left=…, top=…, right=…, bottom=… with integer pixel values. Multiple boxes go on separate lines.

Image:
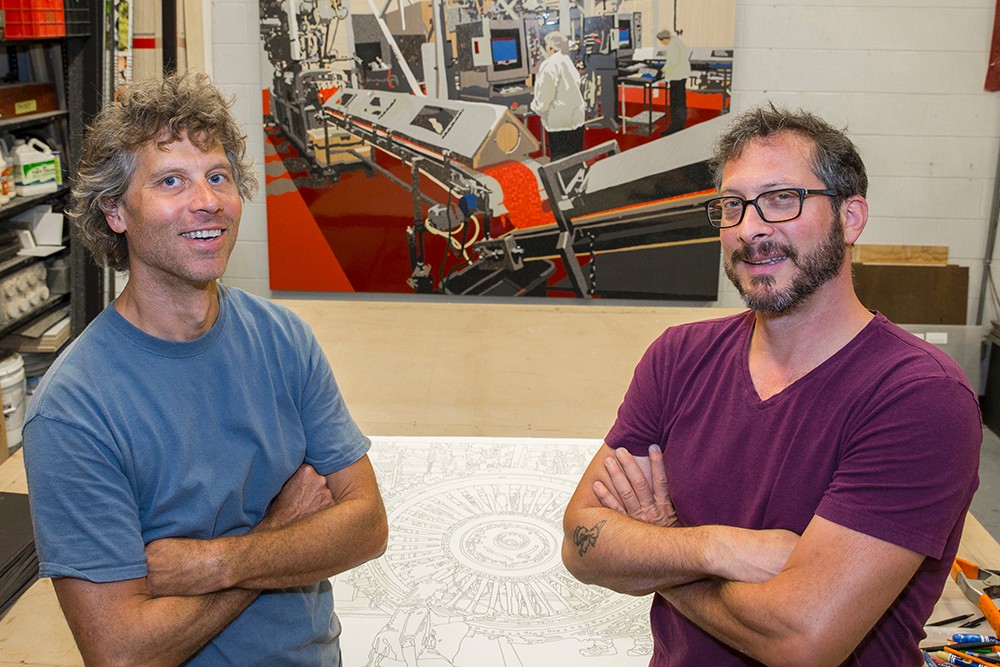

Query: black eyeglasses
left=705, top=188, right=838, bottom=229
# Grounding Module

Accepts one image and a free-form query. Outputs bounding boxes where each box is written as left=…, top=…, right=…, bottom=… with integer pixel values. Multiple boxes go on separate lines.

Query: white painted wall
left=212, top=0, right=1000, bottom=326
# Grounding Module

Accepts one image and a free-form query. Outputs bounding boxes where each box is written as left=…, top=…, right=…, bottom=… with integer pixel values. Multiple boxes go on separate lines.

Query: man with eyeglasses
left=563, top=105, right=981, bottom=666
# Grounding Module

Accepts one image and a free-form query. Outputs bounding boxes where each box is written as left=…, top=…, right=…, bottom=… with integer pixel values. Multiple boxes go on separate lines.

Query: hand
left=594, top=445, right=678, bottom=527
left=145, top=537, right=227, bottom=598
left=257, top=464, right=334, bottom=532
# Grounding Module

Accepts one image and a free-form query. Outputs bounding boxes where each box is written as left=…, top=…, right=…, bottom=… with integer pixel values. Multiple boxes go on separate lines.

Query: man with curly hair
left=23, top=72, right=388, bottom=665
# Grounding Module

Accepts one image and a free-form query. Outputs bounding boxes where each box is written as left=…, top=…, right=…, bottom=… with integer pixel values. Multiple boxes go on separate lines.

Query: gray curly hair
left=67, top=72, right=258, bottom=272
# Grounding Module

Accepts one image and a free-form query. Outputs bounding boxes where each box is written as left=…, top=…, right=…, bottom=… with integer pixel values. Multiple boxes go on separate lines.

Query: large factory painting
left=259, top=0, right=735, bottom=299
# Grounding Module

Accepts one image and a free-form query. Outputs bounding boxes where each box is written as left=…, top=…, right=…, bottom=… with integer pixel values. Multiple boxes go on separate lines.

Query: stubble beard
left=724, top=215, right=846, bottom=314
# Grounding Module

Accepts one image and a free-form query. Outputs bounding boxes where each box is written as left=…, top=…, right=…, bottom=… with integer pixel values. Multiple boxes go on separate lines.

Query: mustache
left=730, top=241, right=799, bottom=265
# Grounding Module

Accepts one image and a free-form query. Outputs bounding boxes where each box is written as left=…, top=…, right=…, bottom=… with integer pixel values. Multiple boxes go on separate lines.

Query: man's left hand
left=595, top=444, right=678, bottom=527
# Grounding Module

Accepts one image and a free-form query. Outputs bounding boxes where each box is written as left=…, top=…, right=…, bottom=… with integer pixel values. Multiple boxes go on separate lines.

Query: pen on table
left=923, top=642, right=1000, bottom=653
left=930, top=614, right=976, bottom=627
left=943, top=646, right=999, bottom=666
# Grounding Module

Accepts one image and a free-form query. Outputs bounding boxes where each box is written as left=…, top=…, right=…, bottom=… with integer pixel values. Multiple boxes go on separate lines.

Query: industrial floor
left=973, top=427, right=1000, bottom=542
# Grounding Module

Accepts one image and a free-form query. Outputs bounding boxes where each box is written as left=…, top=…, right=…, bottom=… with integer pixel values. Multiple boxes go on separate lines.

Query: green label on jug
left=17, top=160, right=56, bottom=185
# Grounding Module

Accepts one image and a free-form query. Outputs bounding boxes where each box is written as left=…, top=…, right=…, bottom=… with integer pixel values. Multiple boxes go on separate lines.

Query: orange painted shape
left=317, top=86, right=339, bottom=104
left=264, top=133, right=354, bottom=292
left=266, top=187, right=355, bottom=292
left=481, top=161, right=555, bottom=229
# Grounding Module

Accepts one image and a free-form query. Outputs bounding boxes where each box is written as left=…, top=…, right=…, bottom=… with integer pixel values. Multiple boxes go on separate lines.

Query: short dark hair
left=67, top=72, right=257, bottom=272
left=710, top=103, right=868, bottom=210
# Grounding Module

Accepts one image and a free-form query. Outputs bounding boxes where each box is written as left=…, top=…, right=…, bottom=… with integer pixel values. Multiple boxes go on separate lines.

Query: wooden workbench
left=0, top=298, right=996, bottom=665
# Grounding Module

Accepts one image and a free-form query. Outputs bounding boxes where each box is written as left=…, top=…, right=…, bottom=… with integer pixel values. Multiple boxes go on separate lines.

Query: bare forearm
left=55, top=579, right=257, bottom=667
left=130, top=589, right=259, bottom=665
left=561, top=504, right=718, bottom=595
left=660, top=523, right=923, bottom=667
left=223, top=495, right=388, bottom=590
left=146, top=458, right=389, bottom=597
left=661, top=579, right=817, bottom=667
left=563, top=501, right=797, bottom=597
left=564, top=444, right=794, bottom=595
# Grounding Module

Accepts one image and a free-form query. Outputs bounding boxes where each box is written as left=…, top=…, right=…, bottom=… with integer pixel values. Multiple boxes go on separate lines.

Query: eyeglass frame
left=704, top=188, right=839, bottom=229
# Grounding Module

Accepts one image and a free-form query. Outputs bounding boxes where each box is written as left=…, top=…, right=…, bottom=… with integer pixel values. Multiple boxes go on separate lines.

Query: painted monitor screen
left=491, top=31, right=521, bottom=69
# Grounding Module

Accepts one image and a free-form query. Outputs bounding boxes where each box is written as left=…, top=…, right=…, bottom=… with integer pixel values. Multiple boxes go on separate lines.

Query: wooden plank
left=182, top=0, right=205, bottom=73
left=854, top=264, right=968, bottom=325
left=852, top=244, right=949, bottom=266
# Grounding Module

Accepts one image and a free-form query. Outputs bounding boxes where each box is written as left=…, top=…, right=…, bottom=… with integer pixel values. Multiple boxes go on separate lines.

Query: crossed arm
left=53, top=456, right=388, bottom=667
left=562, top=443, right=924, bottom=667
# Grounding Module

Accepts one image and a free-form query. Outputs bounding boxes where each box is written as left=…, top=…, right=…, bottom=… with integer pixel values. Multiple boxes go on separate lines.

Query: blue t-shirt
left=23, top=285, right=370, bottom=665
left=607, top=311, right=982, bottom=667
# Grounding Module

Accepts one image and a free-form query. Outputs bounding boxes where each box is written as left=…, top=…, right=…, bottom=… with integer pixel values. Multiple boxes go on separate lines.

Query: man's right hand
left=257, top=464, right=335, bottom=532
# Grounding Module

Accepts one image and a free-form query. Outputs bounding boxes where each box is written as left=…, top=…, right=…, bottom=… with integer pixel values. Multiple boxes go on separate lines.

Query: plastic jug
left=0, top=139, right=13, bottom=205
left=0, top=150, right=8, bottom=205
left=12, top=138, right=59, bottom=197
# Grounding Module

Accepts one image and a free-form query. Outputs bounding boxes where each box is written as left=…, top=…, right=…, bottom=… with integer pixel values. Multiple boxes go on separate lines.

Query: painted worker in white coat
left=657, top=29, right=691, bottom=136
left=530, top=31, right=586, bottom=160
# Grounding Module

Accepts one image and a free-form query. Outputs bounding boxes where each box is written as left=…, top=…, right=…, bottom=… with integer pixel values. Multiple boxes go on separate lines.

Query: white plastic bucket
left=0, top=353, right=26, bottom=450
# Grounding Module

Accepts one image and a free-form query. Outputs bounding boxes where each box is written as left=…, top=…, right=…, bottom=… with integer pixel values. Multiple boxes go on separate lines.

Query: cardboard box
left=853, top=263, right=968, bottom=325
left=0, top=82, right=58, bottom=119
left=308, top=127, right=371, bottom=166
left=308, top=126, right=365, bottom=148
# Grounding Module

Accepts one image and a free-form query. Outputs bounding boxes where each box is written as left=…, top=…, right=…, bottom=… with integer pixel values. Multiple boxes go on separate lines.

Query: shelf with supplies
left=0, top=109, right=68, bottom=133
left=0, top=187, right=66, bottom=219
left=0, top=292, right=68, bottom=344
left=0, top=11, right=105, bottom=349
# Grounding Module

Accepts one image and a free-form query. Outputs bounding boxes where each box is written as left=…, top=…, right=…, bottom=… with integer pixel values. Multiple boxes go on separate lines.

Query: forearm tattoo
left=573, top=520, right=606, bottom=557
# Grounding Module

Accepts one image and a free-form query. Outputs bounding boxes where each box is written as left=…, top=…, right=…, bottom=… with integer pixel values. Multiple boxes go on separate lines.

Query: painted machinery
left=321, top=87, right=722, bottom=299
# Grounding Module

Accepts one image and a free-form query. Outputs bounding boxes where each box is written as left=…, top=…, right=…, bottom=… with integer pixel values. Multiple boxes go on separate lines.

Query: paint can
left=0, top=353, right=26, bottom=451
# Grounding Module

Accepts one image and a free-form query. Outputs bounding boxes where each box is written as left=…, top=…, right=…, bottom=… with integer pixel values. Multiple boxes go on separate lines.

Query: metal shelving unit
left=1, top=20, right=105, bottom=344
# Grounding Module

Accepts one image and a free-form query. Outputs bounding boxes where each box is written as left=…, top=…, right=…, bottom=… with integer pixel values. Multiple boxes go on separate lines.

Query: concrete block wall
left=212, top=0, right=1000, bottom=326
left=212, top=0, right=270, bottom=295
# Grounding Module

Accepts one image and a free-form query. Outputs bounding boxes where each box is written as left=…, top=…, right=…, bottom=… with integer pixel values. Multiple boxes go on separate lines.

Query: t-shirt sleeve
left=816, top=376, right=981, bottom=559
left=296, top=326, right=371, bottom=476
left=605, top=330, right=671, bottom=456
left=23, top=415, right=148, bottom=582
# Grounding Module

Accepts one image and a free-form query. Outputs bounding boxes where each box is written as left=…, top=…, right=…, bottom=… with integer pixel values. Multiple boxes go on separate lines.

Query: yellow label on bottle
left=14, top=100, right=38, bottom=115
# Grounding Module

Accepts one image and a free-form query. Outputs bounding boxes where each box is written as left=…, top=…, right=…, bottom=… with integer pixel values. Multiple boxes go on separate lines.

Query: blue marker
left=952, top=634, right=998, bottom=643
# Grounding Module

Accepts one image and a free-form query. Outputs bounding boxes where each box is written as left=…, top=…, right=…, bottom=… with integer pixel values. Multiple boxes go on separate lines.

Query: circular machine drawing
left=359, top=470, right=648, bottom=644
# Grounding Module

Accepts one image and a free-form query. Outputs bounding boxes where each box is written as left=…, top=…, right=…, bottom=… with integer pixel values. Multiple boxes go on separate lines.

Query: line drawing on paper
left=332, top=436, right=653, bottom=667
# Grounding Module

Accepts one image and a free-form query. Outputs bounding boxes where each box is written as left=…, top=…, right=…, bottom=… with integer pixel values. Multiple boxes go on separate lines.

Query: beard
left=724, top=215, right=846, bottom=314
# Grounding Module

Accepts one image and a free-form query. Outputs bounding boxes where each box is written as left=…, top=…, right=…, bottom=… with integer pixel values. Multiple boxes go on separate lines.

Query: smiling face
left=720, top=132, right=848, bottom=314
left=104, top=133, right=242, bottom=293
